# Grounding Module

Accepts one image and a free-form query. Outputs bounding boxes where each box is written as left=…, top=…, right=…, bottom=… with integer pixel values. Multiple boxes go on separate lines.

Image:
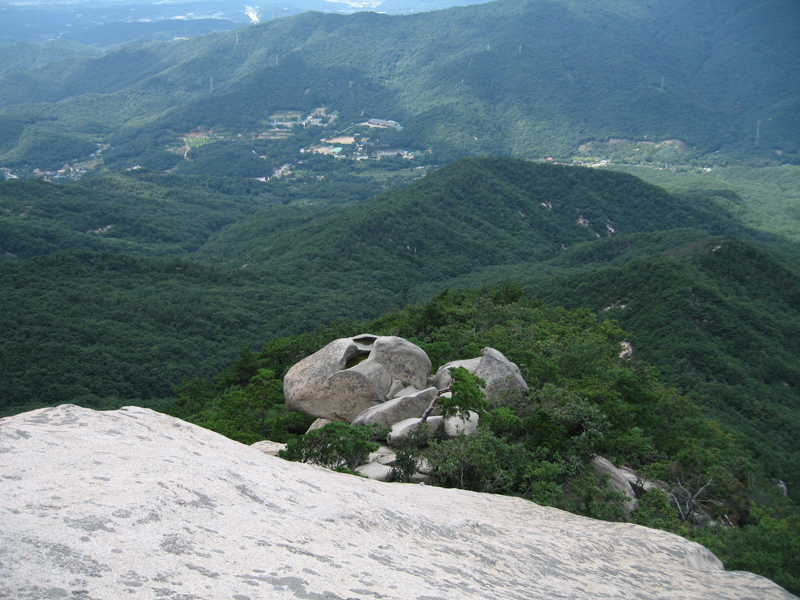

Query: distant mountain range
left=1, top=0, right=798, bottom=174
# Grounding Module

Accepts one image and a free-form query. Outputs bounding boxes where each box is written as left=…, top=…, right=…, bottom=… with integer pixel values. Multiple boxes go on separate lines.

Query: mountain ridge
left=0, top=0, right=797, bottom=172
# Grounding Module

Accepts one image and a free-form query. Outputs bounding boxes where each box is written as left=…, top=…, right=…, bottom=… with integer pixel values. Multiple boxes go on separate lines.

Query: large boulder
left=443, top=411, right=481, bottom=437
left=388, top=416, right=445, bottom=444
left=591, top=456, right=639, bottom=515
left=283, top=335, right=376, bottom=422
left=367, top=336, right=431, bottom=390
left=284, top=334, right=432, bottom=423
left=386, top=412, right=480, bottom=444
left=1, top=404, right=792, bottom=600
left=434, top=347, right=528, bottom=403
left=351, top=387, right=440, bottom=430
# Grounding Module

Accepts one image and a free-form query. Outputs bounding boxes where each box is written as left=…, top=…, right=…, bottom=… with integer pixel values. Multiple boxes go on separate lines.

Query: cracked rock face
left=284, top=335, right=432, bottom=423
left=351, top=387, right=440, bottom=429
left=0, top=404, right=795, bottom=600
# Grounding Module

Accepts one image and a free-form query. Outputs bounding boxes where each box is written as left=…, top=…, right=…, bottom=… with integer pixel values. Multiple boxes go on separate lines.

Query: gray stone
left=250, top=440, right=286, bottom=456
left=367, top=445, right=397, bottom=465
left=312, top=368, right=385, bottom=423
left=352, top=387, right=439, bottom=430
left=284, top=337, right=372, bottom=422
left=387, top=416, right=444, bottom=444
left=443, top=411, right=480, bottom=437
left=410, top=472, right=432, bottom=484
left=591, top=456, right=639, bottom=514
left=355, top=462, right=394, bottom=481
left=617, top=464, right=669, bottom=495
left=433, top=357, right=481, bottom=390
left=0, top=405, right=793, bottom=600
left=368, top=336, right=431, bottom=390
left=284, top=335, right=432, bottom=424
left=434, top=347, right=528, bottom=403
left=386, top=379, right=406, bottom=399
left=346, top=357, right=393, bottom=401
left=306, top=418, right=333, bottom=433
left=391, top=384, right=419, bottom=399
left=774, top=479, right=789, bottom=496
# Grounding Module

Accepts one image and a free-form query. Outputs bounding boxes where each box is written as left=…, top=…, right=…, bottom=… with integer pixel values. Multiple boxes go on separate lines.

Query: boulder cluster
left=281, top=334, right=528, bottom=479
left=276, top=335, right=675, bottom=507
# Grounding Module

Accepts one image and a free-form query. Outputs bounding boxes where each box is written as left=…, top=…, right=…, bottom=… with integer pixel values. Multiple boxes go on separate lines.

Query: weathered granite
left=367, top=445, right=397, bottom=465
left=387, top=415, right=445, bottom=444
left=433, top=357, right=482, bottom=389
left=306, top=417, right=334, bottom=432
left=355, top=462, right=394, bottom=481
left=442, top=411, right=481, bottom=438
left=250, top=440, right=286, bottom=456
left=284, top=335, right=432, bottom=423
left=367, top=336, right=431, bottom=390
left=434, top=347, right=528, bottom=403
left=1, top=404, right=795, bottom=600
left=352, top=387, right=440, bottom=430
left=283, top=336, right=372, bottom=421
left=591, top=456, right=639, bottom=515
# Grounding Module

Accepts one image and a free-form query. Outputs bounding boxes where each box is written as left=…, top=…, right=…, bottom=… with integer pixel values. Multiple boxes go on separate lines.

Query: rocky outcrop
left=591, top=456, right=640, bottom=514
left=388, top=415, right=446, bottom=443
left=250, top=439, right=286, bottom=456
left=385, top=411, right=483, bottom=444
left=434, top=347, right=528, bottom=402
left=284, top=335, right=431, bottom=423
left=284, top=339, right=532, bottom=481
left=1, top=404, right=793, bottom=600
left=283, top=334, right=375, bottom=421
left=351, top=386, right=440, bottom=429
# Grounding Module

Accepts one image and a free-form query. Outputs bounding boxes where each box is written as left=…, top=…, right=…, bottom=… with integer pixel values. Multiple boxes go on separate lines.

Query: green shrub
left=278, top=422, right=380, bottom=471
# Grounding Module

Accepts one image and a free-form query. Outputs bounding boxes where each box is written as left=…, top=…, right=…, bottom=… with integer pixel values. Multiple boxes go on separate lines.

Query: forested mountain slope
left=528, top=236, right=800, bottom=499
left=0, top=0, right=797, bottom=172
left=194, top=157, right=735, bottom=277
left=0, top=158, right=734, bottom=413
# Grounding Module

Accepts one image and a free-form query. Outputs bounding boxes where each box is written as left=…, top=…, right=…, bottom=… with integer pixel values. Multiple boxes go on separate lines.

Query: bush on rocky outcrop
left=278, top=421, right=381, bottom=472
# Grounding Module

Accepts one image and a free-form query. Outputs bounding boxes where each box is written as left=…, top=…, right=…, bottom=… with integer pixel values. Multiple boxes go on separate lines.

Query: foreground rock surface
left=1, top=405, right=795, bottom=600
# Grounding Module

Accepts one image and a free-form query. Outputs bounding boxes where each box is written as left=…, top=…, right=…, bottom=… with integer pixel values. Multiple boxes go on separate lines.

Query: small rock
left=591, top=456, right=638, bottom=514
left=355, top=462, right=393, bottom=481
left=250, top=440, right=287, bottom=456
left=387, top=416, right=444, bottom=444
left=306, top=418, right=333, bottom=433
left=443, top=411, right=480, bottom=437
left=367, top=445, right=397, bottom=465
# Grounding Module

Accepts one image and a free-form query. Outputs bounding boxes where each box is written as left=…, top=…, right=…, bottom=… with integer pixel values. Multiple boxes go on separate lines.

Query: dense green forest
left=0, top=158, right=737, bottom=412
left=0, top=0, right=797, bottom=173
left=3, top=158, right=799, bottom=510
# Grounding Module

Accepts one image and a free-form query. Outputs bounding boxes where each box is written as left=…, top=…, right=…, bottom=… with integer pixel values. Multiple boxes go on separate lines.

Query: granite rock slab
left=0, top=404, right=795, bottom=600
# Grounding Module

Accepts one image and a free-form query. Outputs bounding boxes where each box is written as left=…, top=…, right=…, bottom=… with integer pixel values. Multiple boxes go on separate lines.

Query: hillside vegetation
left=0, top=158, right=732, bottom=409
left=2, top=157, right=799, bottom=504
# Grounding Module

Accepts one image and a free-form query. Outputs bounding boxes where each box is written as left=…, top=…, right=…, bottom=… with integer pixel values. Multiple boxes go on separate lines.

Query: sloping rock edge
left=0, top=405, right=794, bottom=600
